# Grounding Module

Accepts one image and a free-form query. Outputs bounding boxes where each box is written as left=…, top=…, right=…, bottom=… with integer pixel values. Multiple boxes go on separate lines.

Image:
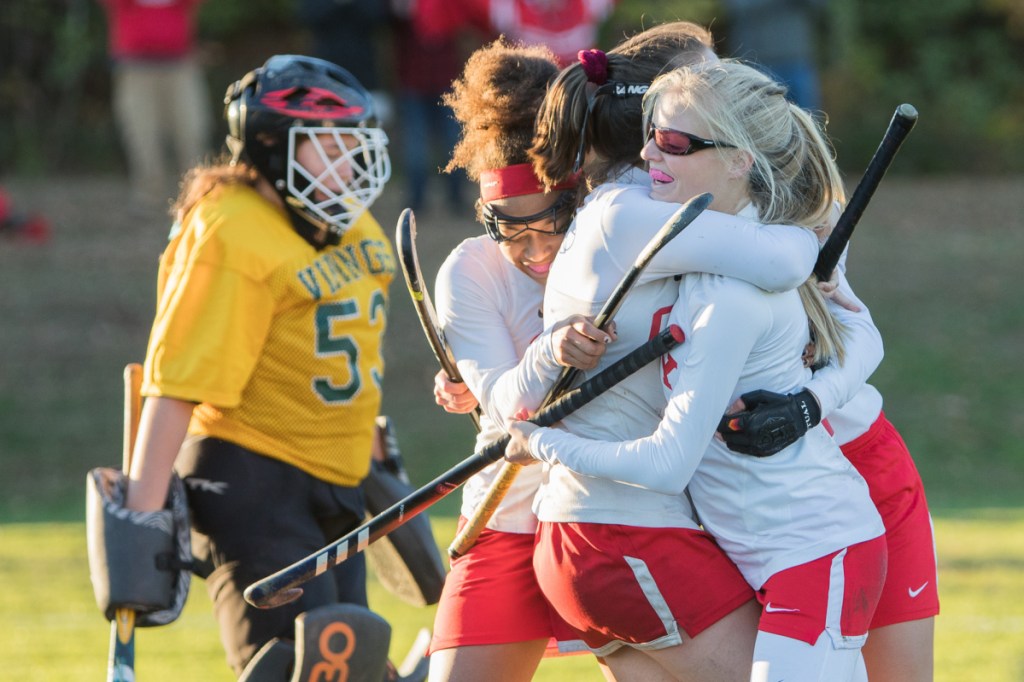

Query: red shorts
left=841, top=413, right=940, bottom=627
left=757, top=535, right=888, bottom=646
left=429, top=519, right=577, bottom=653
left=534, top=522, right=754, bottom=655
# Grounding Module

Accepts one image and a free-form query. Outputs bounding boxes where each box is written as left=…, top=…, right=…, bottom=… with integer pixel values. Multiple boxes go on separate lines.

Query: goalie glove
left=85, top=467, right=192, bottom=626
left=717, top=389, right=822, bottom=457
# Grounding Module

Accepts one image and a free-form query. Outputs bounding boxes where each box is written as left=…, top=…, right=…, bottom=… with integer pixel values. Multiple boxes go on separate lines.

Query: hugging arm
left=719, top=259, right=883, bottom=456
left=513, top=285, right=762, bottom=493
left=598, top=192, right=819, bottom=292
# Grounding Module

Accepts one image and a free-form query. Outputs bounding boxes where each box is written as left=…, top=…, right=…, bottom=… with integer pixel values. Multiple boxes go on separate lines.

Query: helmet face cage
left=287, top=125, right=391, bottom=235
left=224, top=55, right=391, bottom=236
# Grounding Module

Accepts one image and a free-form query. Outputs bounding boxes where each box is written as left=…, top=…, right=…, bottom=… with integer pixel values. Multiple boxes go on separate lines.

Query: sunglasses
left=645, top=125, right=736, bottom=156
left=481, top=191, right=577, bottom=243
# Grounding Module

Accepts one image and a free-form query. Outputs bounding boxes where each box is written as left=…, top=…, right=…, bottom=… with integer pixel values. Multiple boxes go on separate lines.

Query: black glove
left=717, top=389, right=822, bottom=457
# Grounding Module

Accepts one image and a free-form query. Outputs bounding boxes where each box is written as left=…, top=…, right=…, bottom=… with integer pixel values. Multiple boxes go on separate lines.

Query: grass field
left=2, top=513, right=1022, bottom=680
left=1, top=173, right=1023, bottom=679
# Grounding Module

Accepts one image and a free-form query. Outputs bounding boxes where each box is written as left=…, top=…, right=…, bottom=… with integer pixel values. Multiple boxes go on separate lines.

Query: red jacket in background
left=100, top=0, right=204, bottom=60
left=415, top=0, right=618, bottom=67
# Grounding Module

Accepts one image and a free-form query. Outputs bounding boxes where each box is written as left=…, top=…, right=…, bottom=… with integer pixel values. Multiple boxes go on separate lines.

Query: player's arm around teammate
left=435, top=25, right=835, bottom=682
left=508, top=60, right=889, bottom=682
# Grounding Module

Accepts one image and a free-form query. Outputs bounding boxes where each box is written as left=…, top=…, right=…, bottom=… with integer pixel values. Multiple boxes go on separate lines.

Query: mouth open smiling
left=649, top=168, right=674, bottom=184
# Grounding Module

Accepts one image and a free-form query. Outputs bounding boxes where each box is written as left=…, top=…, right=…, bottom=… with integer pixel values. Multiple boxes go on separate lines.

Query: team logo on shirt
left=297, top=239, right=394, bottom=300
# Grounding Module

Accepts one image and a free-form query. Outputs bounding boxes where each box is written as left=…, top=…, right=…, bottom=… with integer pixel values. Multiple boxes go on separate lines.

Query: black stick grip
left=814, top=103, right=918, bottom=281
left=243, top=325, right=683, bottom=609
left=537, top=325, right=685, bottom=429
left=397, top=208, right=482, bottom=430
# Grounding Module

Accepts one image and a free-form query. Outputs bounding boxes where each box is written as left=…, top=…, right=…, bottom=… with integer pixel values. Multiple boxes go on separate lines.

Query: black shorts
left=176, top=436, right=368, bottom=674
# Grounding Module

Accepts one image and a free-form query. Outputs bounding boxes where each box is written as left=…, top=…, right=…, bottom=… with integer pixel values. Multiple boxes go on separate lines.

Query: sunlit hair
left=530, top=21, right=716, bottom=190
left=172, top=154, right=259, bottom=220
left=643, top=60, right=844, bottom=228
left=643, top=59, right=848, bottom=365
left=443, top=38, right=560, bottom=181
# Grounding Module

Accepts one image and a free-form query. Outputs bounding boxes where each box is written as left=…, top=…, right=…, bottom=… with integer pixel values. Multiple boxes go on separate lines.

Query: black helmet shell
left=224, top=54, right=377, bottom=187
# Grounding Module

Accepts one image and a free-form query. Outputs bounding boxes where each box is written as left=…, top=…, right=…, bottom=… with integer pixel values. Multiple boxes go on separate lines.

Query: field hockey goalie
left=86, top=467, right=192, bottom=626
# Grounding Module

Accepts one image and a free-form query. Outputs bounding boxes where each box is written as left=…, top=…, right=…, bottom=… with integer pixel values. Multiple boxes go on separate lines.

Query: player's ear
left=727, top=149, right=754, bottom=179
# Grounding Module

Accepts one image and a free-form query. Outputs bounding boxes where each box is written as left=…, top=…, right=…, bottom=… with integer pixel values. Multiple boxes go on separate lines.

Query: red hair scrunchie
left=577, top=49, right=608, bottom=85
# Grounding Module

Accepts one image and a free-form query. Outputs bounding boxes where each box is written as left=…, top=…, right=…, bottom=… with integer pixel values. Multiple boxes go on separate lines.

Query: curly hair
left=443, top=39, right=560, bottom=181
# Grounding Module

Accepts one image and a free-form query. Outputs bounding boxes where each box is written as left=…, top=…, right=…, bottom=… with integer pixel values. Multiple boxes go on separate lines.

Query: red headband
left=478, top=164, right=577, bottom=203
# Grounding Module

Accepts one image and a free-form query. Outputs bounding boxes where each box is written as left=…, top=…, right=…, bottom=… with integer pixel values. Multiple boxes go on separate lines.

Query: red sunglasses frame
left=645, top=125, right=735, bottom=156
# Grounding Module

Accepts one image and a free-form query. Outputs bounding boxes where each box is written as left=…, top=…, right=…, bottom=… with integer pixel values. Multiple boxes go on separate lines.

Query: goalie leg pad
left=292, top=604, right=392, bottom=682
left=85, top=467, right=192, bottom=626
left=363, top=416, right=447, bottom=607
left=238, top=638, right=296, bottom=682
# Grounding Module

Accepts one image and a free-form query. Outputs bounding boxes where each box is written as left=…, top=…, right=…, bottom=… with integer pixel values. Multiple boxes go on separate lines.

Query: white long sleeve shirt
left=531, top=271, right=884, bottom=589
left=436, top=180, right=820, bottom=533
left=436, top=236, right=560, bottom=533
left=529, top=185, right=821, bottom=531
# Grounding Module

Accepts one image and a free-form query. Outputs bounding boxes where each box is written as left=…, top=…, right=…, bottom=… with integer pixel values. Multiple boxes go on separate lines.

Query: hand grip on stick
left=107, top=363, right=142, bottom=682
left=814, top=104, right=918, bottom=281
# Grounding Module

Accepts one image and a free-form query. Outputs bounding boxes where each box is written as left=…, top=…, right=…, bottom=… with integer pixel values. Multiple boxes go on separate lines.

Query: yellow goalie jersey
left=142, top=183, right=394, bottom=486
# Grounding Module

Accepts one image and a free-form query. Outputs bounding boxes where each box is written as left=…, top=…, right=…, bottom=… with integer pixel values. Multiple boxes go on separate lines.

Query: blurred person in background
left=388, top=4, right=474, bottom=213
left=722, top=0, right=827, bottom=111
left=297, top=0, right=394, bottom=126
left=98, top=0, right=212, bottom=207
left=413, top=0, right=619, bottom=67
left=0, top=186, right=50, bottom=243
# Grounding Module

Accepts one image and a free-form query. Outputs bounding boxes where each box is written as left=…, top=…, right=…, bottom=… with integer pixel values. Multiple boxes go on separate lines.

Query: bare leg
left=603, top=647, right=681, bottom=682
left=605, top=599, right=760, bottom=682
left=862, top=618, right=935, bottom=682
left=595, top=656, right=619, bottom=681
left=428, top=639, right=547, bottom=682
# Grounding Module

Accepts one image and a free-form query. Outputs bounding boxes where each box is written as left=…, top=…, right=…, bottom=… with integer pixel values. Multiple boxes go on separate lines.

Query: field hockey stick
left=447, top=192, right=714, bottom=558
left=107, top=363, right=142, bottom=682
left=244, top=325, right=685, bottom=609
left=813, top=103, right=918, bottom=281
left=396, top=208, right=482, bottom=431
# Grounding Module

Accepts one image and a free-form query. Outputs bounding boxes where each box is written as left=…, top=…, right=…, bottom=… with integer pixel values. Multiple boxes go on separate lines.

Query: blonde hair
left=644, top=60, right=847, bottom=365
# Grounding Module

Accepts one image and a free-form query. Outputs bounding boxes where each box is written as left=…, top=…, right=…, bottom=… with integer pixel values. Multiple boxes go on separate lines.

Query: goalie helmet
left=224, top=54, right=391, bottom=238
